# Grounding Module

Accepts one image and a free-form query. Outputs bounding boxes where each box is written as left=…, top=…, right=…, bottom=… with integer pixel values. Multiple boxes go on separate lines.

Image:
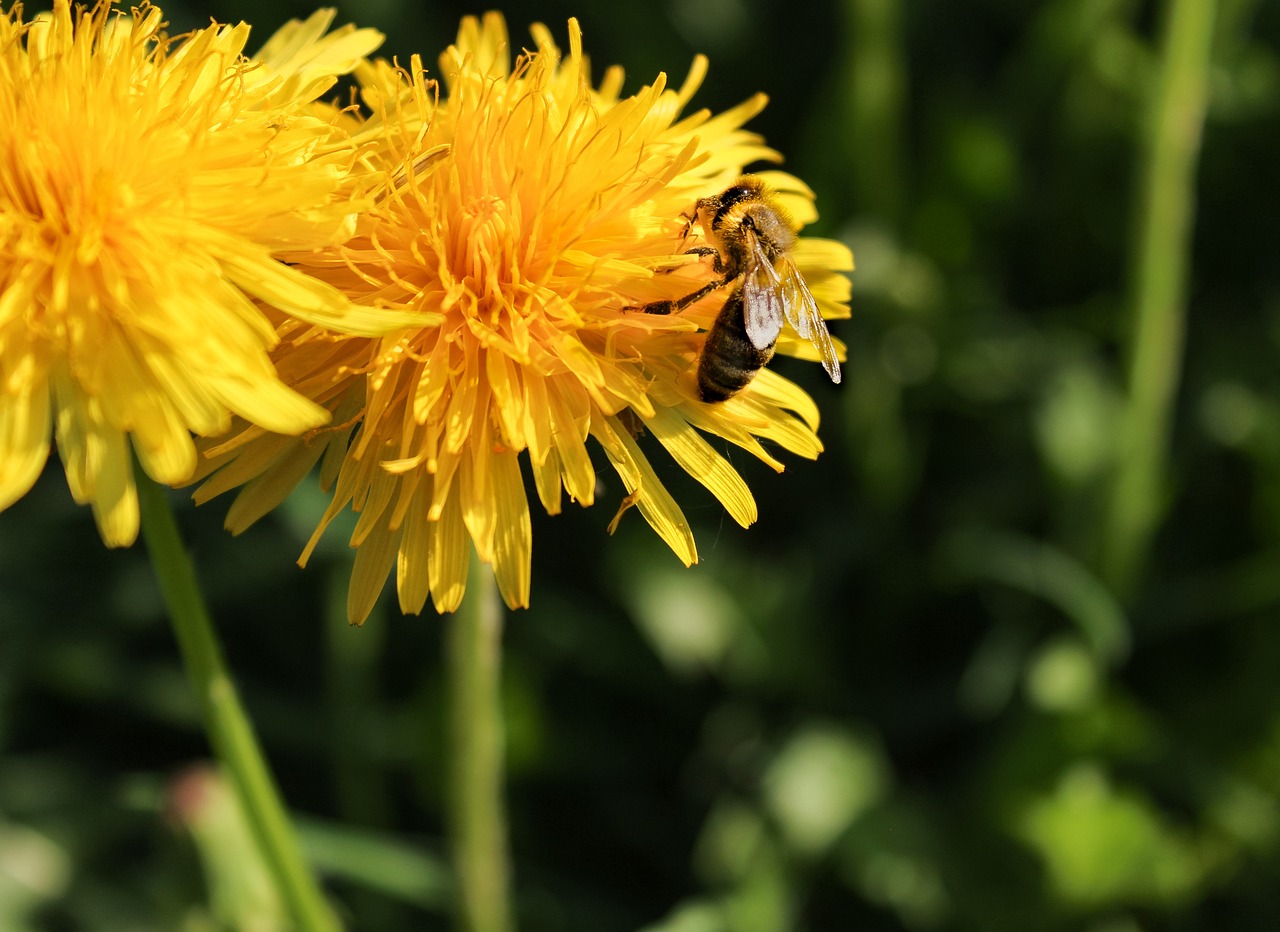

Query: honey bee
left=637, top=176, right=842, bottom=402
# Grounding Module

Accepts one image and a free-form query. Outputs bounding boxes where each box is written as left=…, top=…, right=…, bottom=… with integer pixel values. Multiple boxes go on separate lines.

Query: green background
left=3, top=0, right=1280, bottom=928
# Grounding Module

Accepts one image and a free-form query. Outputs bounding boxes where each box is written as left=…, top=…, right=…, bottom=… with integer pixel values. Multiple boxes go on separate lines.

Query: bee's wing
left=779, top=256, right=842, bottom=385
left=740, top=229, right=785, bottom=350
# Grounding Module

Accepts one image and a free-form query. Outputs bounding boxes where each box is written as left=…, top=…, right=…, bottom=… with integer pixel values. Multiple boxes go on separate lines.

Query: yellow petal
left=0, top=359, right=51, bottom=511
left=348, top=522, right=400, bottom=624
left=225, top=444, right=324, bottom=533
left=594, top=415, right=697, bottom=566
left=428, top=487, right=469, bottom=614
left=488, top=448, right=532, bottom=610
left=645, top=405, right=757, bottom=528
left=396, top=485, right=433, bottom=615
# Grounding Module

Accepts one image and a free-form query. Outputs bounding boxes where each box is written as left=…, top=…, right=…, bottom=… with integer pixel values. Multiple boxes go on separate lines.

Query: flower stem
left=447, top=550, right=514, bottom=932
left=136, top=474, right=340, bottom=932
left=1102, top=0, right=1216, bottom=593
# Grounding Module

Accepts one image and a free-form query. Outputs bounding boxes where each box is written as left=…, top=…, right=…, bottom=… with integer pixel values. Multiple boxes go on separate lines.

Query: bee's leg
left=683, top=246, right=724, bottom=274
left=655, top=245, right=719, bottom=278
left=677, top=211, right=697, bottom=246
left=628, top=275, right=733, bottom=316
left=654, top=228, right=712, bottom=278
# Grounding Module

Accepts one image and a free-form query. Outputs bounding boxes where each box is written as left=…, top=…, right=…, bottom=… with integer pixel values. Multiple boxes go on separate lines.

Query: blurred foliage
left=3, top=0, right=1280, bottom=929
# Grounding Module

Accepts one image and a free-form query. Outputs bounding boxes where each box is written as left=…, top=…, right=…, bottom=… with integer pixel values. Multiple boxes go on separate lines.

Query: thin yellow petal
left=215, top=243, right=435, bottom=337
left=748, top=369, right=823, bottom=434
left=489, top=448, right=532, bottom=610
left=645, top=406, right=757, bottom=528
left=348, top=523, right=399, bottom=624
left=795, top=237, right=856, bottom=273
left=397, top=486, right=433, bottom=615
left=224, top=444, right=324, bottom=533
left=89, top=437, right=139, bottom=549
left=52, top=373, right=139, bottom=547
left=0, top=360, right=51, bottom=511
left=429, top=487, right=469, bottom=614
left=594, top=415, right=696, bottom=566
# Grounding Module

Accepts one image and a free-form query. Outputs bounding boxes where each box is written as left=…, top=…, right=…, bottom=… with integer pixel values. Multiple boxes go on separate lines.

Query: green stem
left=1102, top=0, right=1217, bottom=593
left=136, top=474, right=340, bottom=932
left=447, top=550, right=514, bottom=932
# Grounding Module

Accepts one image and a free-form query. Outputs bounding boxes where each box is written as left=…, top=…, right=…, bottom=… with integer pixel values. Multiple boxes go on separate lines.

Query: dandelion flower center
left=457, top=195, right=517, bottom=306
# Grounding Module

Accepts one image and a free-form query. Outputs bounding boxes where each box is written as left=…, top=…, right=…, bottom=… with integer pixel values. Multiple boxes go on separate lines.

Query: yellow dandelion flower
left=194, top=13, right=853, bottom=623
left=0, top=1, right=407, bottom=547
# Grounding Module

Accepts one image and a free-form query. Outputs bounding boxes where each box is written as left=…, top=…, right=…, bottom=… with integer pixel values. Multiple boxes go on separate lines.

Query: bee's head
left=740, top=201, right=796, bottom=258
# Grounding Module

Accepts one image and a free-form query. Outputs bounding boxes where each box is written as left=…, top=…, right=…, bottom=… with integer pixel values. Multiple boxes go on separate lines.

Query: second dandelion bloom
left=195, top=14, right=853, bottom=622
left=0, top=1, right=417, bottom=547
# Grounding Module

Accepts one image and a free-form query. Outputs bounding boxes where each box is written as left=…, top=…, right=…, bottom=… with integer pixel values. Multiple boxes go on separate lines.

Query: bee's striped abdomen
left=697, top=286, right=777, bottom=402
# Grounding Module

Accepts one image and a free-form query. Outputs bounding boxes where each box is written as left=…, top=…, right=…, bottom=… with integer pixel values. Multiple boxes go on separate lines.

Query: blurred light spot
left=631, top=572, right=740, bottom=676
left=0, top=820, right=70, bottom=899
left=1216, top=46, right=1280, bottom=120
left=946, top=333, right=1040, bottom=403
left=637, top=900, right=725, bottom=932
left=1207, top=778, right=1280, bottom=851
left=879, top=324, right=938, bottom=385
left=856, top=850, right=949, bottom=929
left=844, top=223, right=899, bottom=294
left=668, top=0, right=749, bottom=50
left=694, top=800, right=768, bottom=884
left=349, top=0, right=402, bottom=28
left=1035, top=364, right=1118, bottom=483
left=885, top=253, right=945, bottom=313
left=1090, top=919, right=1144, bottom=932
left=949, top=119, right=1018, bottom=202
left=1018, top=764, right=1201, bottom=908
left=839, top=801, right=952, bottom=928
left=1198, top=382, right=1259, bottom=447
left=1089, top=28, right=1147, bottom=93
left=764, top=726, right=887, bottom=857
left=843, top=222, right=943, bottom=311
left=1026, top=637, right=1099, bottom=711
left=958, top=621, right=1031, bottom=718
